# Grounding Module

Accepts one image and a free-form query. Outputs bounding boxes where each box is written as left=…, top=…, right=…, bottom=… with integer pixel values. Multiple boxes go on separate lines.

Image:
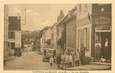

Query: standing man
left=95, top=42, right=101, bottom=62
left=104, top=38, right=109, bottom=59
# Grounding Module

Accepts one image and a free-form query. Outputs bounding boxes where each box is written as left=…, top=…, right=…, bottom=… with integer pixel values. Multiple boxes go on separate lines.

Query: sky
left=7, top=4, right=76, bottom=31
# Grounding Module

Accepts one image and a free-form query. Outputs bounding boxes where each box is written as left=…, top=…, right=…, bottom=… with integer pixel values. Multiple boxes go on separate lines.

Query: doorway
left=10, top=43, right=15, bottom=49
left=95, top=32, right=111, bottom=60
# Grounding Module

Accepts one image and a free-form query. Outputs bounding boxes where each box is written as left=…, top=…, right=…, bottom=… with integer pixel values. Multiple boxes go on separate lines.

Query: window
left=8, top=42, right=15, bottom=49
left=10, top=43, right=15, bottom=49
left=8, top=32, right=15, bottom=39
left=8, top=16, right=21, bottom=31
left=84, top=28, right=89, bottom=50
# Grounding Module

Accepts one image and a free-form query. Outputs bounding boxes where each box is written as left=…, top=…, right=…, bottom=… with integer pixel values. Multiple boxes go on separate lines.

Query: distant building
left=4, top=5, right=22, bottom=59
left=40, top=26, right=52, bottom=52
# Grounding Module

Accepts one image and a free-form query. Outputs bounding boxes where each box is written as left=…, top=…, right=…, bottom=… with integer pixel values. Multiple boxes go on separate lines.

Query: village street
left=4, top=48, right=111, bottom=70
left=4, top=50, right=58, bottom=70
left=4, top=4, right=112, bottom=71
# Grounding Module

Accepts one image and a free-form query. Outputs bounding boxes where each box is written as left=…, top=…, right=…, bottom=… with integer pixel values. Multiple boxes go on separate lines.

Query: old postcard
left=0, top=0, right=114, bottom=73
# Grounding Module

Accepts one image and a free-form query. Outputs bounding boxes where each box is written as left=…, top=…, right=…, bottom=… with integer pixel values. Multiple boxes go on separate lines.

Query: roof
left=56, top=6, right=77, bottom=26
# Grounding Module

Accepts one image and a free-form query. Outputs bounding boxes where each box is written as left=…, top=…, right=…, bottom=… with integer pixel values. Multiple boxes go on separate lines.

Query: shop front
left=92, top=4, right=111, bottom=61
left=95, top=25, right=111, bottom=60
left=93, top=15, right=111, bottom=61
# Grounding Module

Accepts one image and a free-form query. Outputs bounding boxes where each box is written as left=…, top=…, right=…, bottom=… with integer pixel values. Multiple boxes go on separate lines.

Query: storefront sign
left=95, top=25, right=111, bottom=30
left=94, top=16, right=110, bottom=25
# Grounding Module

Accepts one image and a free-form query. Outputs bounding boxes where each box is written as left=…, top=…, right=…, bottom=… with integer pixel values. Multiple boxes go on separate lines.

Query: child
left=68, top=54, right=73, bottom=67
left=49, top=56, right=54, bottom=67
left=100, top=56, right=106, bottom=63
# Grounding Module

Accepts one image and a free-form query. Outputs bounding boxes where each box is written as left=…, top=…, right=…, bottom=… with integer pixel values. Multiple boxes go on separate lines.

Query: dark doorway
left=10, top=43, right=15, bottom=49
left=95, top=32, right=111, bottom=60
left=101, top=32, right=111, bottom=59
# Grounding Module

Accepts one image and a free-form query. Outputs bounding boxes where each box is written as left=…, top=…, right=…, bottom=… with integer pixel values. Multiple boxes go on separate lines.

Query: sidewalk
left=89, top=62, right=111, bottom=66
left=66, top=63, right=111, bottom=70
left=4, top=56, right=16, bottom=66
left=4, top=56, right=16, bottom=61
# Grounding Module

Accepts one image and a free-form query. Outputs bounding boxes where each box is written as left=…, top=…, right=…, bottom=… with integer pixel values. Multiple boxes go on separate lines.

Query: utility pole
left=24, top=8, right=26, bottom=25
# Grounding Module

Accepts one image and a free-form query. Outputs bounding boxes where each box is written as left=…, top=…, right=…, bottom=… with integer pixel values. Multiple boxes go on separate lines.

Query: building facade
left=76, top=4, right=92, bottom=57
left=40, top=27, right=52, bottom=52
left=64, top=7, right=77, bottom=51
left=76, top=4, right=111, bottom=59
left=92, top=4, right=111, bottom=59
left=4, top=5, right=22, bottom=58
left=56, top=10, right=66, bottom=55
left=40, top=4, right=111, bottom=60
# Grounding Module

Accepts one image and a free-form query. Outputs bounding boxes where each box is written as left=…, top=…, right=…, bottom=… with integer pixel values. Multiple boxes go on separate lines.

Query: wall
left=66, top=17, right=76, bottom=49
left=4, top=5, right=9, bottom=57
left=15, top=31, right=21, bottom=48
left=76, top=4, right=92, bottom=57
left=51, top=24, right=57, bottom=49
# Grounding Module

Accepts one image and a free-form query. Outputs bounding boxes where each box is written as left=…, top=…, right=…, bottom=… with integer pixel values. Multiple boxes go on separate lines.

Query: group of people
left=49, top=46, right=86, bottom=69
left=57, top=49, right=81, bottom=69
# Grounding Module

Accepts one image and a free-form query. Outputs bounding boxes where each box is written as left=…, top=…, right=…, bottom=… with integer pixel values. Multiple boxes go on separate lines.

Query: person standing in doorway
left=104, top=38, right=109, bottom=60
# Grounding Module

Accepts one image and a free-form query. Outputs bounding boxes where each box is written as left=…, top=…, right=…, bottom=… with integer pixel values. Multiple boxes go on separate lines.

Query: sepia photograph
left=4, top=4, right=111, bottom=70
